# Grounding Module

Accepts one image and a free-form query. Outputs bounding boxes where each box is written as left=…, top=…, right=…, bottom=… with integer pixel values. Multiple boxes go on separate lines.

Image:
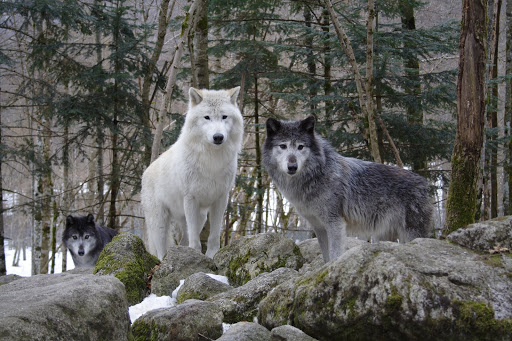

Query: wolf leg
left=205, top=195, right=229, bottom=258
left=326, top=218, right=347, bottom=261
left=146, top=208, right=170, bottom=260
left=312, top=226, right=330, bottom=263
left=184, top=196, right=207, bottom=252
left=177, top=217, right=188, bottom=246
left=305, top=215, right=331, bottom=262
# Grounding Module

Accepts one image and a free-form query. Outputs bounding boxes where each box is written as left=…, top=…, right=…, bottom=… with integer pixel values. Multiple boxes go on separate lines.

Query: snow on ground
left=4, top=240, right=75, bottom=276
left=4, top=241, right=231, bottom=329
left=129, top=273, right=230, bottom=324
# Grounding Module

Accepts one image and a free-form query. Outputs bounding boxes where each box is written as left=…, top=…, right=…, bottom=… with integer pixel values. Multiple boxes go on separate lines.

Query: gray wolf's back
left=341, top=157, right=432, bottom=241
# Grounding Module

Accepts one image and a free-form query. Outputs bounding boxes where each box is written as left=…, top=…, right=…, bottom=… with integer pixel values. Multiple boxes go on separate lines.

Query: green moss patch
left=94, top=233, right=160, bottom=306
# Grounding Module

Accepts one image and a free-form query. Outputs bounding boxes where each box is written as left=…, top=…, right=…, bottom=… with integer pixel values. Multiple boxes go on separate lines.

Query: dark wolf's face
left=63, top=214, right=98, bottom=259
left=264, top=116, right=316, bottom=176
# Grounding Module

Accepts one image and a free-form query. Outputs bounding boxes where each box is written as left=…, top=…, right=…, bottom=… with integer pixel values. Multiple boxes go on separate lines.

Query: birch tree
left=324, top=0, right=382, bottom=163
left=150, top=0, right=202, bottom=163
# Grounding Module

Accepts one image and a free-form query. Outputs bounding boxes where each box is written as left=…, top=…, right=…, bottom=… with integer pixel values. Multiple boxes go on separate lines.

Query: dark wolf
left=63, top=214, right=118, bottom=268
left=262, top=115, right=432, bottom=262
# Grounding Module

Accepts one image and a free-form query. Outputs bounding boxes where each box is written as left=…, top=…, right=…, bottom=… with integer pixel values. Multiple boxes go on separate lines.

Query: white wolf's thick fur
left=141, top=87, right=243, bottom=259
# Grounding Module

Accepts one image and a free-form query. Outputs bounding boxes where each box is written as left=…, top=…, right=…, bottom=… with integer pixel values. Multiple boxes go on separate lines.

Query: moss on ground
left=94, top=233, right=160, bottom=306
left=225, top=249, right=253, bottom=286
left=131, top=318, right=167, bottom=341
left=453, top=300, right=512, bottom=340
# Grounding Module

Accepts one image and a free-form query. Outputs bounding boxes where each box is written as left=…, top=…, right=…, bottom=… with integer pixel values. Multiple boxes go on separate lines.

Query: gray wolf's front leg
left=326, top=218, right=346, bottom=261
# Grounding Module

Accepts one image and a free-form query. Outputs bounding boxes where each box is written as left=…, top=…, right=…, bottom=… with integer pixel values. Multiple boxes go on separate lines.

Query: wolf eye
left=204, top=116, right=210, bottom=120
left=298, top=145, right=304, bottom=150
left=85, top=235, right=89, bottom=239
left=279, top=144, right=287, bottom=150
left=222, top=115, right=228, bottom=119
left=72, top=235, right=78, bottom=240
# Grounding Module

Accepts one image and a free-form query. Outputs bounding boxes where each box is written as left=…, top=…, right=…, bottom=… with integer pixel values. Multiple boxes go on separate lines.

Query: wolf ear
left=228, top=86, right=241, bottom=107
left=300, top=115, right=316, bottom=135
left=66, top=215, right=74, bottom=226
left=189, top=87, right=203, bottom=107
left=266, top=118, right=281, bottom=136
left=86, top=213, right=95, bottom=224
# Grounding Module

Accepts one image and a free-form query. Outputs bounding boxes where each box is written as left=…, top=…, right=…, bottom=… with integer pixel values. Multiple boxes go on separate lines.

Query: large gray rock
left=94, top=232, right=160, bottom=305
left=217, top=322, right=271, bottom=341
left=209, top=267, right=299, bottom=323
left=214, top=233, right=304, bottom=286
left=131, top=299, right=223, bottom=341
left=270, top=325, right=318, bottom=341
left=258, top=238, right=512, bottom=341
left=151, top=245, right=218, bottom=296
left=447, top=215, right=512, bottom=252
left=296, top=238, right=322, bottom=264
left=297, top=237, right=367, bottom=273
left=0, top=273, right=130, bottom=340
left=176, top=272, right=232, bottom=304
left=0, top=274, right=22, bottom=285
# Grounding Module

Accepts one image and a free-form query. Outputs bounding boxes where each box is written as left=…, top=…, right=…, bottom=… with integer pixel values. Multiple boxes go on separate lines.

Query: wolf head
left=63, top=214, right=99, bottom=263
left=182, top=87, right=243, bottom=150
left=263, top=115, right=317, bottom=176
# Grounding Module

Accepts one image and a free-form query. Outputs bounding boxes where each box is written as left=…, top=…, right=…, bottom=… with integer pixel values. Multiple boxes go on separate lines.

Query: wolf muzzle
left=213, top=133, right=224, bottom=145
left=287, top=155, right=298, bottom=175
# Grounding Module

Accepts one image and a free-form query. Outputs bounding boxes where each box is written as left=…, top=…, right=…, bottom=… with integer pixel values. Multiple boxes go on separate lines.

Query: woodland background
left=0, top=0, right=510, bottom=275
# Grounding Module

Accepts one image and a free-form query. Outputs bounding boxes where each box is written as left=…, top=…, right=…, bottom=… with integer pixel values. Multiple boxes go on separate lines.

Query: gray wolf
left=63, top=214, right=118, bottom=267
left=263, top=115, right=432, bottom=262
left=141, top=87, right=243, bottom=259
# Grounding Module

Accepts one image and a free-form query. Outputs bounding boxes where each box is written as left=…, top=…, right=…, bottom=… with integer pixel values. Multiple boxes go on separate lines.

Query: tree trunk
left=505, top=0, right=512, bottom=215
left=40, top=121, right=53, bottom=274
left=445, top=0, right=487, bottom=234
left=94, top=0, right=105, bottom=224
left=487, top=0, right=501, bottom=218
left=61, top=123, right=71, bottom=272
left=0, top=89, right=5, bottom=276
left=108, top=2, right=121, bottom=231
left=400, top=0, right=425, bottom=173
left=324, top=0, right=381, bottom=163
left=304, top=6, right=317, bottom=112
left=141, top=0, right=174, bottom=166
left=150, top=0, right=202, bottom=163
left=364, top=0, right=381, bottom=163
left=322, top=8, right=332, bottom=117
left=255, top=76, right=264, bottom=234
left=194, top=0, right=209, bottom=89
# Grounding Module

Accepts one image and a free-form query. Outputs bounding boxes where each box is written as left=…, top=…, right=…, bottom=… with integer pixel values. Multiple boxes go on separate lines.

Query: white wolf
left=141, top=87, right=243, bottom=259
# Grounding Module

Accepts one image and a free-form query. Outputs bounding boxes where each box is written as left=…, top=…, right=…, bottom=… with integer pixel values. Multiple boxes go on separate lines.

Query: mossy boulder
left=94, top=232, right=160, bottom=306
left=270, top=325, right=319, bottom=341
left=214, top=233, right=305, bottom=286
left=176, top=272, right=232, bottom=304
left=151, top=245, right=218, bottom=296
left=208, top=267, right=299, bottom=323
left=258, top=238, right=512, bottom=341
left=447, top=215, right=512, bottom=252
left=131, top=299, right=223, bottom=341
left=216, top=322, right=270, bottom=341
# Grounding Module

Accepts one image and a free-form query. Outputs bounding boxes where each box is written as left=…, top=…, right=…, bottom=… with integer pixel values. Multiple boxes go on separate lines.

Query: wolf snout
left=287, top=155, right=298, bottom=174
left=213, top=133, right=224, bottom=145
left=287, top=163, right=298, bottom=174
left=78, top=250, right=85, bottom=256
